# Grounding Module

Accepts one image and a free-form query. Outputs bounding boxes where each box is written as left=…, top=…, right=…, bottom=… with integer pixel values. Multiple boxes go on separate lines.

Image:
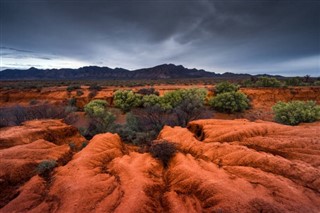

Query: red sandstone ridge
left=0, top=120, right=85, bottom=208
left=1, top=119, right=320, bottom=212
left=0, top=119, right=85, bottom=149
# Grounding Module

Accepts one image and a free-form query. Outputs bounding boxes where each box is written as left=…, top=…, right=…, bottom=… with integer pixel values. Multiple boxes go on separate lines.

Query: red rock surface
left=0, top=119, right=85, bottom=149
left=1, top=119, right=320, bottom=212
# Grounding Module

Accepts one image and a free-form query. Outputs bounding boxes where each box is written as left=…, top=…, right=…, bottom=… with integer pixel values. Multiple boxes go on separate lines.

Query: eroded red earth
left=0, top=118, right=319, bottom=212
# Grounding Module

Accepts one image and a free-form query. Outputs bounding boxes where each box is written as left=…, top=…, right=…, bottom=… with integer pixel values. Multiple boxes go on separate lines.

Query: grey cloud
left=0, top=0, right=319, bottom=75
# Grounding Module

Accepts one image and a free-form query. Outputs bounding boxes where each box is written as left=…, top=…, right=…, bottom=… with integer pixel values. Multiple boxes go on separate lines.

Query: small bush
left=137, top=87, right=159, bottom=96
left=214, top=81, right=239, bottom=94
left=67, top=84, right=81, bottom=92
left=209, top=91, right=250, bottom=113
left=113, top=90, right=142, bottom=112
left=314, top=81, right=320, bottom=86
left=272, top=101, right=320, bottom=125
left=76, top=90, right=84, bottom=96
left=83, top=99, right=116, bottom=138
left=29, top=99, right=38, bottom=105
left=68, top=97, right=77, bottom=107
left=68, top=142, right=77, bottom=152
left=255, top=77, right=282, bottom=87
left=88, top=90, right=98, bottom=99
left=149, top=140, right=177, bottom=168
left=173, top=96, right=211, bottom=127
left=36, top=160, right=57, bottom=177
left=241, top=79, right=254, bottom=88
left=160, top=88, right=207, bottom=110
left=285, top=77, right=302, bottom=86
left=84, top=100, right=108, bottom=117
left=80, top=141, right=88, bottom=150
left=89, top=84, right=102, bottom=91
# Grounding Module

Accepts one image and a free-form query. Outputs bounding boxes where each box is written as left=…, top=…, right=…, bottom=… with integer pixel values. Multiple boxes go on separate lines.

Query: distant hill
left=0, top=64, right=254, bottom=80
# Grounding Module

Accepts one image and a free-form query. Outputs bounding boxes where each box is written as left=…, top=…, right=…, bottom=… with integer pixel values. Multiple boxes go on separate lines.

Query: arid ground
left=0, top=84, right=320, bottom=212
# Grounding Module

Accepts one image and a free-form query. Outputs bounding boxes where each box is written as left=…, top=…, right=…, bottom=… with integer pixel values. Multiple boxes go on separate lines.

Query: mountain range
left=0, top=64, right=261, bottom=80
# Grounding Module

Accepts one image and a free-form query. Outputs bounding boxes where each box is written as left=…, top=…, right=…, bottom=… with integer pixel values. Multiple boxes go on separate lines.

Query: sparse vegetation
left=68, top=142, right=77, bottom=152
left=76, top=90, right=84, bottom=96
left=209, top=91, right=250, bottom=113
left=137, top=87, right=159, bottom=96
left=272, top=100, right=320, bottom=125
left=255, top=77, right=282, bottom=88
left=89, top=84, right=102, bottom=91
left=0, top=104, right=70, bottom=127
left=88, top=90, right=98, bottom=99
left=314, top=81, right=320, bottom=86
left=117, top=88, right=211, bottom=145
left=67, top=84, right=81, bottom=92
left=36, top=160, right=57, bottom=177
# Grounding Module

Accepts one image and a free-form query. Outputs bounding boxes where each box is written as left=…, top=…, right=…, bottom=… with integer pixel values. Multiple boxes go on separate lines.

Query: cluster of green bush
left=113, top=88, right=210, bottom=145
left=272, top=100, right=320, bottom=125
left=208, top=82, right=250, bottom=113
left=81, top=87, right=211, bottom=144
left=241, top=76, right=320, bottom=88
left=241, top=77, right=283, bottom=88
left=113, top=88, right=208, bottom=112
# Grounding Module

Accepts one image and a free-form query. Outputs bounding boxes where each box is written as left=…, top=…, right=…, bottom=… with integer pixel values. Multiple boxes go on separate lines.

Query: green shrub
left=173, top=95, right=211, bottom=127
left=84, top=99, right=108, bottom=117
left=255, top=77, right=282, bottom=87
left=209, top=91, right=250, bottom=113
left=36, top=160, right=57, bottom=177
left=285, top=77, right=302, bottom=86
left=214, top=81, right=239, bottom=94
left=83, top=100, right=116, bottom=138
left=76, top=90, right=84, bottom=96
left=272, top=101, right=320, bottom=125
left=241, top=79, right=254, bottom=88
left=314, top=81, right=320, bottom=86
left=160, top=88, right=207, bottom=110
left=113, top=90, right=142, bottom=112
left=142, top=94, right=162, bottom=107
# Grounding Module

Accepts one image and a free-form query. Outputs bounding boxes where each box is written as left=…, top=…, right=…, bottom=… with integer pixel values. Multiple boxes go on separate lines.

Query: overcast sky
left=0, top=0, right=319, bottom=76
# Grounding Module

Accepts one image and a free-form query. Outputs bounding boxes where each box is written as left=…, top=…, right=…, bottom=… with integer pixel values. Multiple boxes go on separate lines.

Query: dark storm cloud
left=0, top=0, right=319, bottom=75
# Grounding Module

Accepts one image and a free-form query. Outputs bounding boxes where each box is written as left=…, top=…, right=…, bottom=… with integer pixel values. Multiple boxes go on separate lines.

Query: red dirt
left=0, top=119, right=319, bottom=212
